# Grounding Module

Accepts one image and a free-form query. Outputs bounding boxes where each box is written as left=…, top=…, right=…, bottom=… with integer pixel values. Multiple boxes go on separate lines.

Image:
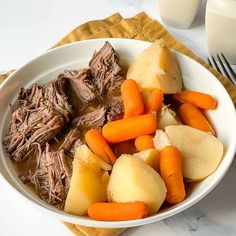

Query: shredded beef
left=72, top=106, right=106, bottom=130
left=17, top=84, right=43, bottom=108
left=3, top=78, right=72, bottom=162
left=89, top=41, right=125, bottom=95
left=64, top=69, right=101, bottom=104
left=68, top=138, right=84, bottom=157
left=59, top=128, right=81, bottom=155
left=106, top=97, right=124, bottom=122
left=43, top=78, right=72, bottom=122
left=29, top=143, right=71, bottom=208
left=10, top=115, right=64, bottom=162
left=19, top=128, right=79, bottom=207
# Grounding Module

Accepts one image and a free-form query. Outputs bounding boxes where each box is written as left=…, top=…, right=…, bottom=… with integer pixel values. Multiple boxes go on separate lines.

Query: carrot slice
left=160, top=146, right=186, bottom=204
left=121, top=79, right=144, bottom=118
left=85, top=129, right=117, bottom=164
left=102, top=114, right=157, bottom=143
left=135, top=135, right=154, bottom=151
left=145, top=89, right=163, bottom=115
left=88, top=202, right=149, bottom=221
left=174, top=90, right=217, bottom=110
left=178, top=103, right=215, bottom=135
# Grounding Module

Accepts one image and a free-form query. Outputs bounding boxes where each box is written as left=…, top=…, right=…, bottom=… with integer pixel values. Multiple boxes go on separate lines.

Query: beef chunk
left=30, top=143, right=71, bottom=208
left=64, top=69, right=101, bottom=103
left=43, top=78, right=72, bottom=122
left=68, top=138, right=84, bottom=158
left=9, top=115, right=64, bottom=162
left=72, top=106, right=106, bottom=131
left=59, top=128, right=81, bottom=155
left=17, top=83, right=44, bottom=108
left=19, top=128, right=80, bottom=208
left=106, top=97, right=124, bottom=122
left=89, top=41, right=125, bottom=95
left=3, top=78, right=72, bottom=161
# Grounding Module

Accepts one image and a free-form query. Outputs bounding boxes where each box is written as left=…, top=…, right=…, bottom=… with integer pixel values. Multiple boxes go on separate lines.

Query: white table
left=1, top=0, right=236, bottom=235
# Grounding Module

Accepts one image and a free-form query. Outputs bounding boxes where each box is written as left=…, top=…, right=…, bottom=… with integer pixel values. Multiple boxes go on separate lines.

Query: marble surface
left=0, top=0, right=236, bottom=236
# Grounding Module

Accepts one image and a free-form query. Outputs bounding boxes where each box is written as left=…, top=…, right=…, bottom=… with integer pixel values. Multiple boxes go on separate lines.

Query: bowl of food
left=0, top=38, right=235, bottom=228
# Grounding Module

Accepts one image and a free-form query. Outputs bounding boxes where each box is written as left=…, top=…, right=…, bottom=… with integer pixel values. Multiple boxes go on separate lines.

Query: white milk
left=157, top=0, right=202, bottom=29
left=206, top=0, right=236, bottom=64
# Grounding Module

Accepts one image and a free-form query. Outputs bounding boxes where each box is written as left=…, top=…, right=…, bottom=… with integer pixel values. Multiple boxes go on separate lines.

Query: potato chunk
left=134, top=149, right=160, bottom=172
left=64, top=145, right=110, bottom=215
left=153, top=130, right=172, bottom=151
left=165, top=125, right=224, bottom=180
left=126, top=39, right=182, bottom=94
left=158, top=106, right=179, bottom=130
left=107, top=155, right=166, bottom=214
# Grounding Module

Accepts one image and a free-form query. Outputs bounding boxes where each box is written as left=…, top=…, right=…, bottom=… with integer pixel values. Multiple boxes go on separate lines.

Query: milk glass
left=157, top=0, right=202, bottom=29
left=206, top=0, right=236, bottom=64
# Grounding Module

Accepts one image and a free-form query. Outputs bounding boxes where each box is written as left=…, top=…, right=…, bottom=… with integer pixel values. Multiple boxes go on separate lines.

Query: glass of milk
left=206, top=0, right=236, bottom=64
left=157, top=0, right=202, bottom=29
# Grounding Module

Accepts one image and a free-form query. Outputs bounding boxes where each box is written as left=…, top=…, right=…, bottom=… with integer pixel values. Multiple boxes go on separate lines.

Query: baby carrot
left=174, top=90, right=217, bottom=110
left=141, top=89, right=152, bottom=105
left=121, top=79, right=144, bottom=118
left=160, top=146, right=186, bottom=204
left=85, top=129, right=117, bottom=164
left=135, top=135, right=154, bottom=151
left=178, top=103, right=215, bottom=135
left=88, top=202, right=149, bottom=221
left=145, top=89, right=163, bottom=115
left=102, top=114, right=157, bottom=143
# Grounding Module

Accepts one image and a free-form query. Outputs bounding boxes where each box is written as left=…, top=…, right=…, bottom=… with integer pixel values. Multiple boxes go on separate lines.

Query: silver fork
left=207, top=53, right=236, bottom=85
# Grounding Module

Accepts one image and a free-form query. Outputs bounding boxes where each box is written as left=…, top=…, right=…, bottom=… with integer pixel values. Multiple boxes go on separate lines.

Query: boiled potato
left=64, top=145, right=110, bottom=215
left=74, top=145, right=112, bottom=172
left=153, top=130, right=172, bottom=151
left=107, top=155, right=166, bottom=214
left=165, top=125, right=224, bottom=180
left=158, top=106, right=179, bottom=130
left=134, top=149, right=160, bottom=172
left=126, top=39, right=182, bottom=94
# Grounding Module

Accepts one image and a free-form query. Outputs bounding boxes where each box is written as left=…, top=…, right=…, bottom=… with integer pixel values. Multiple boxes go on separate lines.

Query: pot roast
left=3, top=42, right=125, bottom=208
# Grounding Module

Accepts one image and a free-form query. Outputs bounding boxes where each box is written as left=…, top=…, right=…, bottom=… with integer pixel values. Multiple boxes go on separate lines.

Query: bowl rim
left=0, top=38, right=236, bottom=228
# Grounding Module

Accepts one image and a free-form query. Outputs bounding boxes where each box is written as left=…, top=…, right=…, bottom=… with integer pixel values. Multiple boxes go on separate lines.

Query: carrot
left=85, top=129, right=117, bottom=164
left=178, top=103, right=215, bottom=135
left=135, top=135, right=154, bottom=151
left=174, top=90, right=217, bottom=110
left=141, top=89, right=152, bottom=105
left=121, top=79, right=144, bottom=118
left=113, top=140, right=136, bottom=157
left=160, top=146, right=186, bottom=204
left=102, top=114, right=157, bottom=143
left=88, top=202, right=149, bottom=221
left=145, top=89, right=163, bottom=115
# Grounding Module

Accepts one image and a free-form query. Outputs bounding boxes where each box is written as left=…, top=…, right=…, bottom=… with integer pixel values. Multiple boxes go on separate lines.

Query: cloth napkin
left=1, top=12, right=236, bottom=236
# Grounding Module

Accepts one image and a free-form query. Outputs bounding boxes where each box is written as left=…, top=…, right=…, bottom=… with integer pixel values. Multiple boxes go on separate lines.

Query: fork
left=207, top=53, right=236, bottom=85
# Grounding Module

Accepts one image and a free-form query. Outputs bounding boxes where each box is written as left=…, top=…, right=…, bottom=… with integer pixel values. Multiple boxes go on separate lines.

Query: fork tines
left=208, top=53, right=236, bottom=85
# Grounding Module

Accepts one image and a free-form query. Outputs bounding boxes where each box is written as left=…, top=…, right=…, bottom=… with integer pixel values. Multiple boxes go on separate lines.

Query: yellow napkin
left=1, top=12, right=236, bottom=236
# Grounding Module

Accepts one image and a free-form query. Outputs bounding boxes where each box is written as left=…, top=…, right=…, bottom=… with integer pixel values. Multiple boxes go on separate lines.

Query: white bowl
left=0, top=38, right=236, bottom=228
